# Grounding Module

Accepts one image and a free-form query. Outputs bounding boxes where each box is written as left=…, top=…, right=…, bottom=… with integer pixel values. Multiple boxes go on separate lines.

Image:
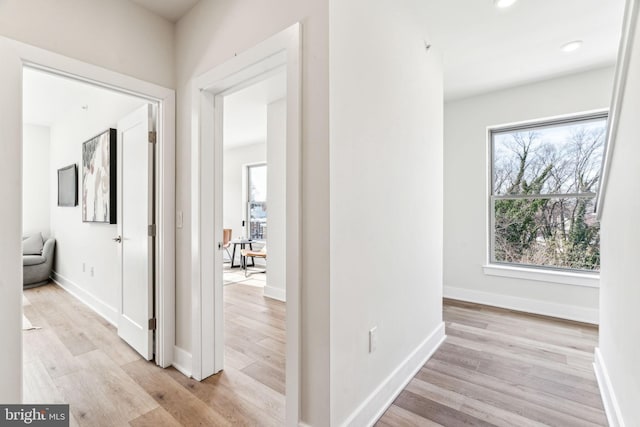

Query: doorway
left=190, top=23, right=301, bottom=425
left=0, top=36, right=176, bottom=404
left=21, top=66, right=161, bottom=362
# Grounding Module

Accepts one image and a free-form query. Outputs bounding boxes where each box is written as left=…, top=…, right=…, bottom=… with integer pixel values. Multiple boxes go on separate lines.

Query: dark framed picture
left=82, top=129, right=117, bottom=224
left=57, top=164, right=78, bottom=207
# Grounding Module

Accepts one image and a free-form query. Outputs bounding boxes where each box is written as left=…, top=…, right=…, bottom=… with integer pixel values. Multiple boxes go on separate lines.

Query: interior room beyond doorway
left=222, top=70, right=287, bottom=302
left=21, top=66, right=167, bottom=415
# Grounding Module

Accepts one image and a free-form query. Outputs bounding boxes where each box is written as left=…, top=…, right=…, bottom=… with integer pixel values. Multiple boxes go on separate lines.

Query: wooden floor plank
left=122, top=360, right=233, bottom=427
left=163, top=367, right=282, bottom=427
left=377, top=404, right=445, bottom=427
left=378, top=300, right=606, bottom=427
left=241, top=360, right=286, bottom=394
left=128, top=407, right=182, bottom=427
left=25, top=283, right=606, bottom=427
left=54, top=350, right=159, bottom=427
left=23, top=282, right=286, bottom=427
left=394, top=389, right=496, bottom=426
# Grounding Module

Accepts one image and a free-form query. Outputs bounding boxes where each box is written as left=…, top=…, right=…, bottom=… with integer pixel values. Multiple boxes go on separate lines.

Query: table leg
left=230, top=244, right=238, bottom=268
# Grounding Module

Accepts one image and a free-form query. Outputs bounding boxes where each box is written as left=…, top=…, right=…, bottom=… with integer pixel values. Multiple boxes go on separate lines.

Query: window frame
left=486, top=110, right=608, bottom=279
left=246, top=162, right=267, bottom=241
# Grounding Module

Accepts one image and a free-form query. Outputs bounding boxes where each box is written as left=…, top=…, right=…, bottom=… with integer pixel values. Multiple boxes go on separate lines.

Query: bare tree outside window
left=490, top=113, right=607, bottom=271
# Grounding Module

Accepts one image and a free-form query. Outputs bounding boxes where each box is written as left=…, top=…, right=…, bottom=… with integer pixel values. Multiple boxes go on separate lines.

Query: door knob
left=113, top=235, right=122, bottom=243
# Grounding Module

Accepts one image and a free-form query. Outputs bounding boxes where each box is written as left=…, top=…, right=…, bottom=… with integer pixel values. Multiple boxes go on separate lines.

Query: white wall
left=265, top=98, right=286, bottom=301
left=598, top=6, right=640, bottom=424
left=175, top=2, right=330, bottom=424
left=329, top=0, right=444, bottom=424
left=23, top=124, right=50, bottom=237
left=444, top=67, right=615, bottom=322
left=0, top=1, right=173, bottom=403
left=223, top=142, right=266, bottom=243
left=0, top=0, right=175, bottom=89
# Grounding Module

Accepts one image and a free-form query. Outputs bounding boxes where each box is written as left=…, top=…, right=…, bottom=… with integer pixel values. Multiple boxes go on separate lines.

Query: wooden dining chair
left=240, top=246, right=267, bottom=277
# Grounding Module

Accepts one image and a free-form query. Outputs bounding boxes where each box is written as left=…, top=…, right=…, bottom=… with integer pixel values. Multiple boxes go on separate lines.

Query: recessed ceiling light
left=561, top=40, right=583, bottom=53
left=494, top=0, right=518, bottom=8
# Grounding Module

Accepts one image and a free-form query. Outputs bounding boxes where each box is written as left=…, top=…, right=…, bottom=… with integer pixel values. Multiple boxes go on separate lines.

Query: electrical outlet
left=90, top=267, right=94, bottom=277
left=176, top=211, right=183, bottom=229
left=82, top=263, right=86, bottom=273
left=369, top=327, right=378, bottom=353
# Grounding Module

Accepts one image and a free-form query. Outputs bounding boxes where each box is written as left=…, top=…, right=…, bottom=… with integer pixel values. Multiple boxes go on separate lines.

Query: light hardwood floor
left=25, top=285, right=605, bottom=427
left=377, top=299, right=607, bottom=427
left=23, top=282, right=286, bottom=427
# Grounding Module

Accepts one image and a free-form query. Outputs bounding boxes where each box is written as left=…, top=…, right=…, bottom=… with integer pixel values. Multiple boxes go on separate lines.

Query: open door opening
left=212, top=69, right=288, bottom=419
left=191, top=23, right=301, bottom=425
left=21, top=66, right=164, bottom=406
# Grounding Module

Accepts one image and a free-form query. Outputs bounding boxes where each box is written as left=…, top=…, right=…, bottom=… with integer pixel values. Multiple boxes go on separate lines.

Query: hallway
left=24, top=283, right=605, bottom=426
left=378, top=300, right=606, bottom=426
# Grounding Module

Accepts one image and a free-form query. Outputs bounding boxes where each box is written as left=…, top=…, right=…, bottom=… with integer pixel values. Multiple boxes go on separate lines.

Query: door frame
left=190, top=23, right=301, bottom=425
left=6, top=36, right=176, bottom=368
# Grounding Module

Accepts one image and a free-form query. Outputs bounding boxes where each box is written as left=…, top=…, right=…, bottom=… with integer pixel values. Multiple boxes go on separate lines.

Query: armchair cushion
left=23, top=233, right=44, bottom=255
left=23, top=255, right=46, bottom=266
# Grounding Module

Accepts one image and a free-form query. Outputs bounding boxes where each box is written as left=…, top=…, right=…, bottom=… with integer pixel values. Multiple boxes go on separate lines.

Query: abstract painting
left=82, top=129, right=117, bottom=223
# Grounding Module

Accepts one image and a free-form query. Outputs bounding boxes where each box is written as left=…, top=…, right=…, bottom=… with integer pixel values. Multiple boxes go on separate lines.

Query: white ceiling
left=425, top=0, right=626, bottom=100
left=223, top=71, right=287, bottom=149
left=23, top=68, right=146, bottom=127
left=129, top=0, right=200, bottom=22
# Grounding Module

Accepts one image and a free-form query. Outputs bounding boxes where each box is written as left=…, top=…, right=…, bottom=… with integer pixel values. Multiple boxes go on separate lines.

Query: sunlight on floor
left=223, top=263, right=266, bottom=288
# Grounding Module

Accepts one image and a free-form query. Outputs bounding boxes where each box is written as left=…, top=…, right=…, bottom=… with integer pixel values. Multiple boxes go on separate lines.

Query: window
left=247, top=164, right=267, bottom=241
left=490, top=113, right=607, bottom=272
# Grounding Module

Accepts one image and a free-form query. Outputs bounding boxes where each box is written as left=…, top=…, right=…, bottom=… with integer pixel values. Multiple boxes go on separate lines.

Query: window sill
left=483, top=264, right=600, bottom=288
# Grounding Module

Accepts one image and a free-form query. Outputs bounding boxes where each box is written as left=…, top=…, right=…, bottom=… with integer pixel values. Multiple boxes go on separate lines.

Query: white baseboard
left=264, top=285, right=286, bottom=302
left=594, top=348, right=625, bottom=427
left=341, top=322, right=446, bottom=427
left=173, top=346, right=193, bottom=377
left=51, top=270, right=118, bottom=326
left=444, top=286, right=599, bottom=324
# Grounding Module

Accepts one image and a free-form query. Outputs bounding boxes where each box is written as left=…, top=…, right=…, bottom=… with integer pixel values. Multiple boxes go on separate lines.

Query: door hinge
left=148, top=318, right=157, bottom=330
left=148, top=131, right=157, bottom=144
left=148, top=224, right=157, bottom=237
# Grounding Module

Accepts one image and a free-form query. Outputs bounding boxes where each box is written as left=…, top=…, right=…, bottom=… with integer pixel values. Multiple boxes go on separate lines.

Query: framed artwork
left=82, top=129, right=117, bottom=223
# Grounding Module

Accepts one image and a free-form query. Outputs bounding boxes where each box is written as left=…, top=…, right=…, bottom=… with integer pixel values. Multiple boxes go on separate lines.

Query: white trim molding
left=594, top=348, right=626, bottom=427
left=483, top=264, right=600, bottom=288
left=51, top=271, right=118, bottom=326
left=173, top=346, right=193, bottom=378
left=340, top=323, right=446, bottom=427
left=444, top=286, right=599, bottom=324
left=264, top=286, right=286, bottom=302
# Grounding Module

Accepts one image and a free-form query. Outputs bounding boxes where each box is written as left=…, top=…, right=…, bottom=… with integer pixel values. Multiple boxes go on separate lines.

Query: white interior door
left=117, top=104, right=155, bottom=360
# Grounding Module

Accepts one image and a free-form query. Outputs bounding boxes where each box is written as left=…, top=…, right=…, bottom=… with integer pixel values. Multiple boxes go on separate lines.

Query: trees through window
left=490, top=113, right=607, bottom=272
left=247, top=164, right=267, bottom=241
